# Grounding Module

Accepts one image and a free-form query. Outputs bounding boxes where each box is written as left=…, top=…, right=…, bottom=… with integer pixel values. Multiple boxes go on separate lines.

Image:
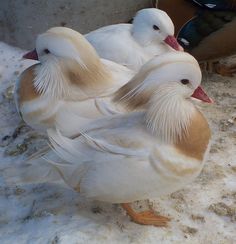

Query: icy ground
left=0, top=42, right=235, bottom=244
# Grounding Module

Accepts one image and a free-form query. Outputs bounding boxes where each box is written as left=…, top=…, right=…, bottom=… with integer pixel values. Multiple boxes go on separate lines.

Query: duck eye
left=44, top=49, right=50, bottom=54
left=180, top=79, right=190, bottom=85
left=153, top=25, right=159, bottom=31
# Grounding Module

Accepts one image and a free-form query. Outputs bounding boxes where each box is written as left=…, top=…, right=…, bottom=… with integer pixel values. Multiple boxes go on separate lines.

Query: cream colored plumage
left=85, top=8, right=183, bottom=71
left=15, top=27, right=135, bottom=137
left=16, top=51, right=212, bottom=226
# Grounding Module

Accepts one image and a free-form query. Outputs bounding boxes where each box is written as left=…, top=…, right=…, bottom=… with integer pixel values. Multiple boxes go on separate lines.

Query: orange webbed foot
left=121, top=203, right=170, bottom=227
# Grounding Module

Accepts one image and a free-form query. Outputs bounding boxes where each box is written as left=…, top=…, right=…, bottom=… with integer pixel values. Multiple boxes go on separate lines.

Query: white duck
left=42, top=51, right=212, bottom=227
left=85, top=8, right=183, bottom=71
left=15, top=27, right=135, bottom=137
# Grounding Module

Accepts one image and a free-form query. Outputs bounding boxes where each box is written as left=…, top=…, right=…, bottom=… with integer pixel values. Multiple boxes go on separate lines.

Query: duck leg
left=214, top=62, right=236, bottom=77
left=121, top=203, right=170, bottom=227
left=200, top=61, right=236, bottom=77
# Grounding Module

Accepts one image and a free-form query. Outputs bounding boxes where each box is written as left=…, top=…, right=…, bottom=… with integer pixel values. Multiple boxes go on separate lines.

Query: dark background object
left=158, top=0, right=236, bottom=61
left=158, top=0, right=236, bottom=77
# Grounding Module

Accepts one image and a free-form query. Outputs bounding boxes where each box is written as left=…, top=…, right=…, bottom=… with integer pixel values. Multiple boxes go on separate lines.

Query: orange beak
left=23, top=49, right=38, bottom=60
left=191, top=86, right=213, bottom=103
left=164, top=35, right=183, bottom=51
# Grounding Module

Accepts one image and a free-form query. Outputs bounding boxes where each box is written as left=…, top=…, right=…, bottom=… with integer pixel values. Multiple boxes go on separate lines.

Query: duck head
left=132, top=8, right=182, bottom=51
left=23, top=27, right=111, bottom=99
left=114, top=51, right=212, bottom=142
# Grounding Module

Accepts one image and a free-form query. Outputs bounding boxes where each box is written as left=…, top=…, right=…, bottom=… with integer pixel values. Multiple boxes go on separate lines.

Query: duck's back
left=85, top=24, right=148, bottom=70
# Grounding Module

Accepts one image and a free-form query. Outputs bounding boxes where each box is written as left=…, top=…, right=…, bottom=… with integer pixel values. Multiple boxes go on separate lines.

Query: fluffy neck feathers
left=114, top=81, right=196, bottom=144
left=33, top=54, right=113, bottom=100
left=34, top=56, right=69, bottom=99
left=145, top=84, right=196, bottom=143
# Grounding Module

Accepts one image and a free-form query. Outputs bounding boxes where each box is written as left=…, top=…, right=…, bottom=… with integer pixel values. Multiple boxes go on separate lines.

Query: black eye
left=44, top=49, right=50, bottom=54
left=180, top=79, right=190, bottom=85
left=153, top=25, right=159, bottom=31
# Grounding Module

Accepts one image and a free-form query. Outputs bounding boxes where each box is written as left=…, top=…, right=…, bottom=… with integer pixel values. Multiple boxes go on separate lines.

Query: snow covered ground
left=0, top=42, right=235, bottom=244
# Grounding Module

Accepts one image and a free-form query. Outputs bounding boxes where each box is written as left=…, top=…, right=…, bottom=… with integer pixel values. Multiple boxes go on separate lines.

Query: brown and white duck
left=15, top=27, right=135, bottom=137
left=33, top=51, right=212, bottom=227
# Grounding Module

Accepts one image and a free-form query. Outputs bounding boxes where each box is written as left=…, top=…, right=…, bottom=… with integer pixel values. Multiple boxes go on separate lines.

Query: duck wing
left=48, top=112, right=152, bottom=164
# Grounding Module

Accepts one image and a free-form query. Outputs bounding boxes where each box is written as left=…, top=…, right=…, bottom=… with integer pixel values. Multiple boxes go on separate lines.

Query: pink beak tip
left=191, top=86, right=213, bottom=104
left=164, top=35, right=182, bottom=51
left=22, top=49, right=38, bottom=60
